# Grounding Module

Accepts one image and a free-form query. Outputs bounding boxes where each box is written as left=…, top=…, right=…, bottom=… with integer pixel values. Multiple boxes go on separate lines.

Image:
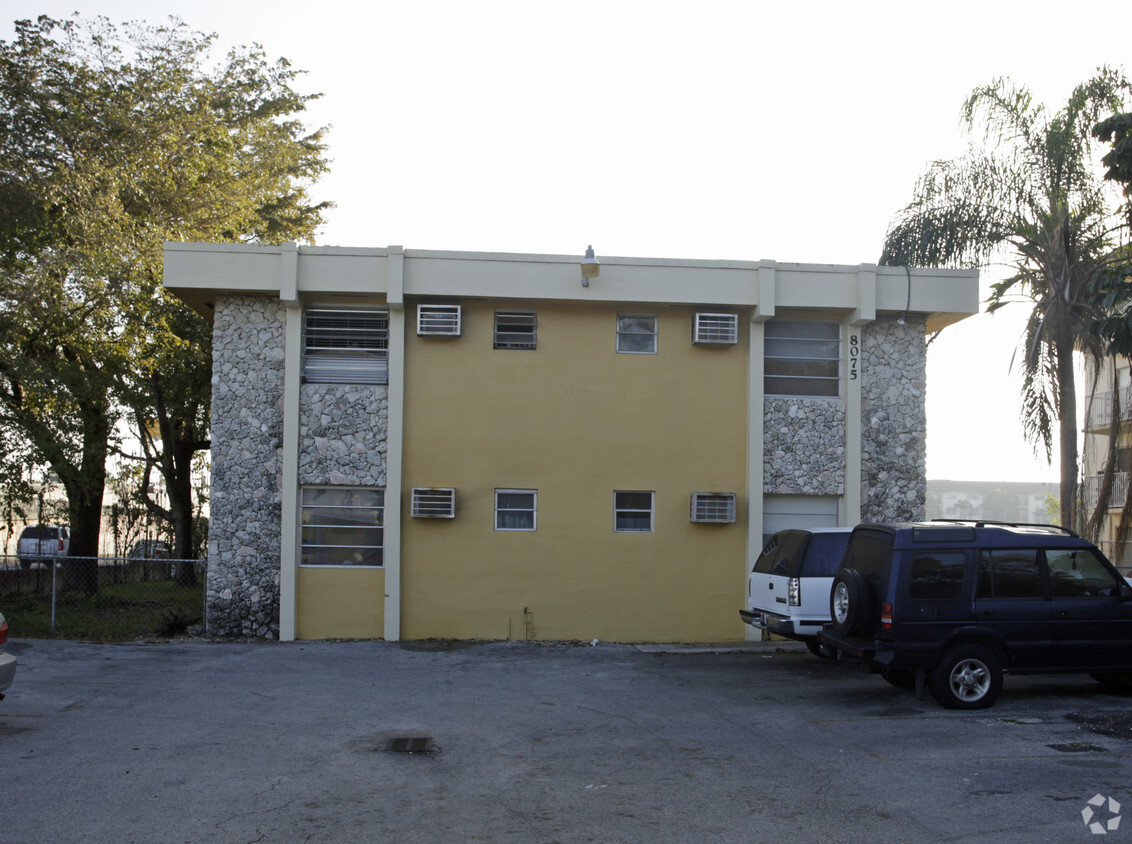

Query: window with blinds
left=303, top=308, right=389, bottom=384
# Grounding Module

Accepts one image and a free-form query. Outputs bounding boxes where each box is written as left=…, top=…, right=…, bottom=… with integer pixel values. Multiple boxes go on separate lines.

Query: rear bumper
left=819, top=629, right=947, bottom=672
left=818, top=629, right=893, bottom=667
left=0, top=650, right=17, bottom=696
left=740, top=610, right=823, bottom=642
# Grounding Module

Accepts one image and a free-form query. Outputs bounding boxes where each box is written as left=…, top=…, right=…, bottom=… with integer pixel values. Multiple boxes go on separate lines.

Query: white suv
left=17, top=525, right=70, bottom=570
left=740, top=527, right=852, bottom=657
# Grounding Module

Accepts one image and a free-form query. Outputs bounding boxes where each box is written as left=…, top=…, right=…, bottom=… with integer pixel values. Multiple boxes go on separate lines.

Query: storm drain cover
left=387, top=737, right=432, bottom=754
left=1047, top=742, right=1108, bottom=753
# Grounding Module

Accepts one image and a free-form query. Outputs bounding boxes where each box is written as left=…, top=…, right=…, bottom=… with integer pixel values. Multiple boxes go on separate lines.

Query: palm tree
left=880, top=69, right=1132, bottom=531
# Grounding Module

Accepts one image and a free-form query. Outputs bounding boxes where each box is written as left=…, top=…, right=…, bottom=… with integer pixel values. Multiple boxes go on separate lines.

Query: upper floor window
left=303, top=308, right=389, bottom=384
left=617, top=314, right=657, bottom=354
left=494, top=311, right=537, bottom=350
left=764, top=320, right=839, bottom=397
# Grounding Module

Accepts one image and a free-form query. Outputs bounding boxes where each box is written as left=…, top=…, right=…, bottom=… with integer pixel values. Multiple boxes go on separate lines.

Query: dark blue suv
left=819, top=521, right=1132, bottom=709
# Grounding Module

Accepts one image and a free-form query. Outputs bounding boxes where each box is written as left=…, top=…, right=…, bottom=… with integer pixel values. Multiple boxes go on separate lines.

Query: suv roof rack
left=929, top=518, right=1078, bottom=538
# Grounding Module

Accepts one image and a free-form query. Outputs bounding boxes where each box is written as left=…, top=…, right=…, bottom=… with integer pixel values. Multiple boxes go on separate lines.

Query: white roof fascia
left=163, top=242, right=979, bottom=327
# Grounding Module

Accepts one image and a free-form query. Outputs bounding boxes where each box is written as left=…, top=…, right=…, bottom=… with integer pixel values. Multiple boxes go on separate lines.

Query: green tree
left=1095, top=112, right=1132, bottom=221
left=0, top=15, right=331, bottom=587
left=880, top=69, right=1132, bottom=531
left=1043, top=493, right=1062, bottom=526
left=1087, top=113, right=1132, bottom=358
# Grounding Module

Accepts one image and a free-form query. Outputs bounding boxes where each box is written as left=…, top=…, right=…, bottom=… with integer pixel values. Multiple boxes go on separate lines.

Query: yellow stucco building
left=164, top=243, right=978, bottom=642
left=1085, top=355, right=1132, bottom=570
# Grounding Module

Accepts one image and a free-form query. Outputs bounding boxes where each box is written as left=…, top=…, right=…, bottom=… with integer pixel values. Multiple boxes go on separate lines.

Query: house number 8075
left=849, top=334, right=859, bottom=380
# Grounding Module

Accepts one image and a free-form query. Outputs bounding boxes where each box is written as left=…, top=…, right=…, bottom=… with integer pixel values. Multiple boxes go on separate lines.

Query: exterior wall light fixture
left=581, top=245, right=600, bottom=286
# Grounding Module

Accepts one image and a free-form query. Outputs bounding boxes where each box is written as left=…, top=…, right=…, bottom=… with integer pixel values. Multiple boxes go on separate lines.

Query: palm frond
left=1016, top=305, right=1061, bottom=462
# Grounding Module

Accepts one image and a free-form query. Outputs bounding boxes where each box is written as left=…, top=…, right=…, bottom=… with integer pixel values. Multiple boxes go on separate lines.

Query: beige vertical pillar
left=384, top=247, right=406, bottom=641
left=278, top=244, right=301, bottom=641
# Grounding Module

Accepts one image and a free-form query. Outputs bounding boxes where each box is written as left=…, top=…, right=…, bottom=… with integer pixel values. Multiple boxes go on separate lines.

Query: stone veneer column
left=207, top=295, right=286, bottom=637
left=761, top=315, right=928, bottom=524
left=763, top=397, right=847, bottom=495
left=860, top=315, right=928, bottom=522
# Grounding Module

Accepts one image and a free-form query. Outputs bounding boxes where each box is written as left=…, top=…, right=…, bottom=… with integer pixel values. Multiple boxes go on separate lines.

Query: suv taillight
left=0, top=619, right=8, bottom=645
left=881, top=602, right=893, bottom=630
left=58, top=539, right=64, bottom=551
left=788, top=577, right=801, bottom=607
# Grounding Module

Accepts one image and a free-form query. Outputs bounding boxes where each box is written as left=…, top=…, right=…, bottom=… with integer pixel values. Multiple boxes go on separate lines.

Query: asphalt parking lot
left=4, top=636, right=1132, bottom=843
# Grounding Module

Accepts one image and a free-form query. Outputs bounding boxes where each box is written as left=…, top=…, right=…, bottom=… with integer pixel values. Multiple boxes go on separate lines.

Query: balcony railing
left=1085, top=471, right=1130, bottom=511
left=1086, top=387, right=1132, bottom=430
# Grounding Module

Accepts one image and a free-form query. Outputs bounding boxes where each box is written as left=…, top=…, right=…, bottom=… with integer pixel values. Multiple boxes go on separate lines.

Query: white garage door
left=762, top=495, right=839, bottom=545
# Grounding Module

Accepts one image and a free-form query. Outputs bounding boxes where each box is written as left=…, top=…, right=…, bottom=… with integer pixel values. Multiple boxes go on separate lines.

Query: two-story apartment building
left=163, top=243, right=978, bottom=641
left=1084, top=355, right=1132, bottom=569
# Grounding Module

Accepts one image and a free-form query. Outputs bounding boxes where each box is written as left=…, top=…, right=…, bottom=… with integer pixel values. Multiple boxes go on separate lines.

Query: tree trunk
left=1056, top=323, right=1079, bottom=532
left=41, top=391, right=112, bottom=595
left=63, top=480, right=105, bottom=595
left=167, top=438, right=198, bottom=587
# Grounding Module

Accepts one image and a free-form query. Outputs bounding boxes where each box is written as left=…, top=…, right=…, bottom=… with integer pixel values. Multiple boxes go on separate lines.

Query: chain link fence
left=0, top=554, right=206, bottom=640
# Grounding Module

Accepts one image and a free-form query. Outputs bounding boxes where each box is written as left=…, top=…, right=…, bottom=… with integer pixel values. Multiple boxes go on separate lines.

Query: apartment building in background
left=1085, top=355, right=1132, bottom=569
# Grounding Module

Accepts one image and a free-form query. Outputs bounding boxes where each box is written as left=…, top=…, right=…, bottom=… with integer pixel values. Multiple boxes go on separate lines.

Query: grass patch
left=5, top=581, right=204, bottom=641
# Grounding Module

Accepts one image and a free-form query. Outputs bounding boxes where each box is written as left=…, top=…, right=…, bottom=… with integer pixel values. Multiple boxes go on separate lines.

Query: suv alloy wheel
left=929, top=643, right=1003, bottom=709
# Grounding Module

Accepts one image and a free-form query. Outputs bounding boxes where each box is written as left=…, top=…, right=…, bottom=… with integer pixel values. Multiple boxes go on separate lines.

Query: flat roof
left=163, top=241, right=979, bottom=333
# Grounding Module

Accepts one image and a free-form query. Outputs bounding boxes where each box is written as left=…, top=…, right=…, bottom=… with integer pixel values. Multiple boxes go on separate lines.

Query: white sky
left=7, top=0, right=1129, bottom=485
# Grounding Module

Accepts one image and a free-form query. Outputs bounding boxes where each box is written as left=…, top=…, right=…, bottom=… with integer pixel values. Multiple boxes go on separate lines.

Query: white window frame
left=693, top=313, right=739, bottom=345
left=417, top=304, right=462, bottom=336
left=494, top=310, right=537, bottom=350
left=303, top=308, right=389, bottom=384
left=617, top=314, right=658, bottom=354
left=495, top=489, right=537, bottom=531
left=764, top=319, right=840, bottom=397
left=300, top=486, right=385, bottom=567
left=411, top=488, right=456, bottom=518
left=690, top=492, right=737, bottom=523
left=614, top=490, right=654, bottom=533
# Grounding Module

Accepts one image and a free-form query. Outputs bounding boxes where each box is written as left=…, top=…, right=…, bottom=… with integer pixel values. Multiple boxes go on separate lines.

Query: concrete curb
left=633, top=640, right=808, bottom=654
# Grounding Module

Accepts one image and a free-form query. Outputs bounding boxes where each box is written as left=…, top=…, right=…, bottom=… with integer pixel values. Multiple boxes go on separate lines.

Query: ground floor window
left=300, top=486, right=385, bottom=567
left=496, top=489, right=537, bottom=531
left=614, top=491, right=654, bottom=532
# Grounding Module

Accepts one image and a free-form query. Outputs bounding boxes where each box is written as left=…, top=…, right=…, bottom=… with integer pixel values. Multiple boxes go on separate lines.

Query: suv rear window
left=796, top=532, right=850, bottom=577
left=20, top=526, right=59, bottom=540
left=843, top=528, right=893, bottom=580
left=908, top=551, right=966, bottom=600
left=753, top=531, right=809, bottom=576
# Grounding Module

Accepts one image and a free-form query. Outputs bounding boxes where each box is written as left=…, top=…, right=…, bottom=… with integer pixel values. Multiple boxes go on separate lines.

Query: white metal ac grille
left=417, top=305, right=462, bottom=336
left=411, top=488, right=456, bottom=518
left=693, top=313, right=739, bottom=345
left=690, top=492, right=736, bottom=523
